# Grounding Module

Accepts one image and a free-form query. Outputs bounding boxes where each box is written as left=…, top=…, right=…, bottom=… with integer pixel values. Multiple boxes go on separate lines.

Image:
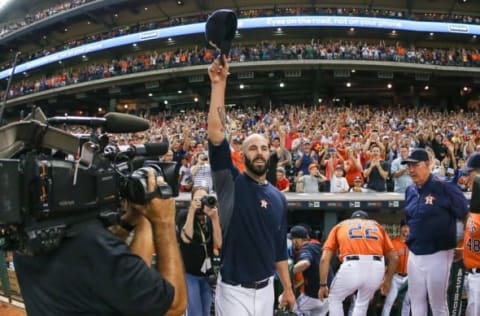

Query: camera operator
left=177, top=186, right=222, bottom=316
left=13, top=170, right=187, bottom=316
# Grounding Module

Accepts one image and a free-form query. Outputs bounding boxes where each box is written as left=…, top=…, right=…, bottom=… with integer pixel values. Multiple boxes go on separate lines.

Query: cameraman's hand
left=131, top=170, right=175, bottom=225
left=121, top=199, right=142, bottom=226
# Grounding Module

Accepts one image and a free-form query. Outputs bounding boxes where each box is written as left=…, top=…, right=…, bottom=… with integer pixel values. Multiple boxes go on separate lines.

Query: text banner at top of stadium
left=1, top=15, right=480, bottom=80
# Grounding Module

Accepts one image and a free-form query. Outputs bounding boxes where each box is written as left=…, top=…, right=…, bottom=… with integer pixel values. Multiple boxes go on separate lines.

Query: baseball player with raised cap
left=402, top=148, right=468, bottom=316
left=461, top=152, right=480, bottom=315
left=318, top=210, right=399, bottom=316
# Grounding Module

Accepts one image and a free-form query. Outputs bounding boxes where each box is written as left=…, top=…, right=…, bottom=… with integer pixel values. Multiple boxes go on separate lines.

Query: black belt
left=397, top=273, right=408, bottom=277
left=345, top=255, right=383, bottom=261
left=468, top=268, right=480, bottom=274
left=222, top=278, right=270, bottom=289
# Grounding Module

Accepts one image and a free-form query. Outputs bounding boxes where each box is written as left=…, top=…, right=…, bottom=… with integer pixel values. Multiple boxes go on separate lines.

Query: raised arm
left=133, top=171, right=188, bottom=316
left=207, top=56, right=230, bottom=145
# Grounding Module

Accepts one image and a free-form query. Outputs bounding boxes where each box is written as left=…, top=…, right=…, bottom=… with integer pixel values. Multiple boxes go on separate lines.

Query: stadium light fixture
left=0, top=0, right=14, bottom=13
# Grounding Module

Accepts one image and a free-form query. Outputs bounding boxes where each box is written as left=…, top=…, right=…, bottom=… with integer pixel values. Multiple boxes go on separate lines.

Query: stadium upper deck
left=0, top=0, right=478, bottom=115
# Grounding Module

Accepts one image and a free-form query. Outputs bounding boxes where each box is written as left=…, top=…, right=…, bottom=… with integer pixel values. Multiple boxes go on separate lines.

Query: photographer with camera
left=177, top=186, right=222, bottom=316
left=13, top=169, right=187, bottom=316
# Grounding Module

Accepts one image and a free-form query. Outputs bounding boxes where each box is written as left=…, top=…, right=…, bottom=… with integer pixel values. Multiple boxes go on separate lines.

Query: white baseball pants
left=215, top=274, right=274, bottom=316
left=407, top=249, right=453, bottom=316
left=294, top=293, right=329, bottom=316
left=328, top=255, right=385, bottom=316
left=381, top=273, right=410, bottom=316
left=467, top=271, right=480, bottom=316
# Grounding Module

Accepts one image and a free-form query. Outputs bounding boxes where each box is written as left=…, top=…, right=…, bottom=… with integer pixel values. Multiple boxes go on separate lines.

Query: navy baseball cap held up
left=205, top=9, right=238, bottom=56
left=401, top=148, right=430, bottom=164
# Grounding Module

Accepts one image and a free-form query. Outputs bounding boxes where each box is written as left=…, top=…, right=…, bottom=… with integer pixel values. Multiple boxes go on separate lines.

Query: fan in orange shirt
left=318, top=210, right=398, bottom=316
left=230, top=137, right=245, bottom=173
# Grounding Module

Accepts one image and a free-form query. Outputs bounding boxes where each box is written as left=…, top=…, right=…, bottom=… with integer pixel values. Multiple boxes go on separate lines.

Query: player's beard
left=244, top=155, right=269, bottom=177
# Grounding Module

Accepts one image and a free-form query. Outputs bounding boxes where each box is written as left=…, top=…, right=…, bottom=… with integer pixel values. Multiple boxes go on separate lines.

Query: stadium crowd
left=98, top=103, right=479, bottom=194
left=0, top=0, right=91, bottom=38
left=3, top=40, right=480, bottom=101
left=2, top=3, right=480, bottom=70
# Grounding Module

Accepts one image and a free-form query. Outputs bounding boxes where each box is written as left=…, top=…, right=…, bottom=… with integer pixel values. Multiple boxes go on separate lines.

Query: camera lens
left=201, top=195, right=217, bottom=208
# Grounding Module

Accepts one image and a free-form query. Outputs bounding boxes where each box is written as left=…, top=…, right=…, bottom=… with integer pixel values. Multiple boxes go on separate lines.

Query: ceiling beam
left=193, top=0, right=208, bottom=12
left=368, top=0, right=375, bottom=10
left=449, top=0, right=458, bottom=16
left=153, top=2, right=170, bottom=20
left=232, top=0, right=240, bottom=13
left=406, top=0, right=414, bottom=15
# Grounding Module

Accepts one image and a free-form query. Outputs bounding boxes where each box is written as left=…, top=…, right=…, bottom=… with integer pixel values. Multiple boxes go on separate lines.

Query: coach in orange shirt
left=381, top=220, right=411, bottom=316
left=318, top=210, right=399, bottom=316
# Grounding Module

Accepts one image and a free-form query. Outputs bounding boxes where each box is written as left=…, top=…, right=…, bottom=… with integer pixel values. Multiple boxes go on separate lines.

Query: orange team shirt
left=323, top=218, right=394, bottom=262
left=231, top=151, right=245, bottom=173
left=463, top=213, right=480, bottom=270
left=391, top=236, right=408, bottom=275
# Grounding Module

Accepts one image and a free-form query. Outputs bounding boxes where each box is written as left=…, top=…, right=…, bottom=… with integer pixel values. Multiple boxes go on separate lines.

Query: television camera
left=0, top=108, right=178, bottom=255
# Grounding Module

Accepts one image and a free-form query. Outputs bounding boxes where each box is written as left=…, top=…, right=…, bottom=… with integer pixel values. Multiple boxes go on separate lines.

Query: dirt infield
left=0, top=303, right=26, bottom=316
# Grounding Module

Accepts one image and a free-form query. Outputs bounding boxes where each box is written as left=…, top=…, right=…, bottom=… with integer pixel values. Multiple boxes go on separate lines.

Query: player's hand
left=318, top=286, right=329, bottom=301
left=278, top=290, right=296, bottom=311
left=130, top=169, right=176, bottom=225
left=380, top=279, right=391, bottom=296
left=208, top=55, right=229, bottom=85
